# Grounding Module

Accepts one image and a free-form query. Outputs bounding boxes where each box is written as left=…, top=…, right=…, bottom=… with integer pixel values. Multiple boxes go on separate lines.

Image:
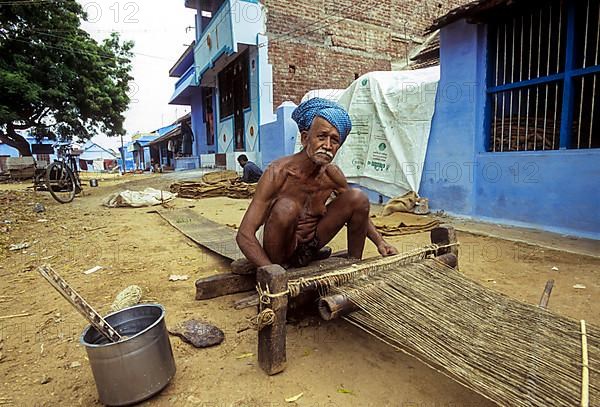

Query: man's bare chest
left=280, top=174, right=336, bottom=216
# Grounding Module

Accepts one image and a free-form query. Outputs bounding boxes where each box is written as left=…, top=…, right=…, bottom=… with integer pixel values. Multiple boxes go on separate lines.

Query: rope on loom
left=253, top=283, right=288, bottom=330
left=252, top=243, right=459, bottom=330
left=287, top=242, right=458, bottom=297
left=249, top=308, right=275, bottom=330
left=255, top=242, right=459, bottom=303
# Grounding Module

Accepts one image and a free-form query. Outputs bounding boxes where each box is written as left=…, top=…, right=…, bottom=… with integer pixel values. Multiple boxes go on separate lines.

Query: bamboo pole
left=0, top=312, right=30, bottom=320
left=581, top=320, right=589, bottom=407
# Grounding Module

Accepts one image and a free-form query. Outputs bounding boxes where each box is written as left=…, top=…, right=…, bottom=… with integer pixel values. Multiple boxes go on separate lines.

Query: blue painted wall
left=474, top=150, right=600, bottom=237
left=118, top=144, right=135, bottom=171
left=420, top=19, right=600, bottom=239
left=244, top=45, right=261, bottom=153
left=0, top=143, right=19, bottom=157
left=191, top=92, right=210, bottom=155
left=419, top=20, right=482, bottom=215
left=259, top=102, right=297, bottom=168
left=0, top=137, right=56, bottom=158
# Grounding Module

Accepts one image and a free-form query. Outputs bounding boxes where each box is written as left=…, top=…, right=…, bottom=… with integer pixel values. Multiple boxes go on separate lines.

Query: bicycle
left=43, top=144, right=83, bottom=204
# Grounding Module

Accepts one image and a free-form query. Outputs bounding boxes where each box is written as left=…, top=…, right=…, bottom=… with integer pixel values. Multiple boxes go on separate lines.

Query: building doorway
left=218, top=50, right=250, bottom=151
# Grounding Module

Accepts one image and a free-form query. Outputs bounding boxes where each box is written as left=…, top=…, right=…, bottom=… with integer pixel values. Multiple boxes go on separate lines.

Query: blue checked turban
left=292, top=98, right=352, bottom=143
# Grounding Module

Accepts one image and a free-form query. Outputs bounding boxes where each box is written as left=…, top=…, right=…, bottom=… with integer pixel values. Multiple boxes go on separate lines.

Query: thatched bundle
left=170, top=170, right=256, bottom=199
left=326, top=258, right=598, bottom=406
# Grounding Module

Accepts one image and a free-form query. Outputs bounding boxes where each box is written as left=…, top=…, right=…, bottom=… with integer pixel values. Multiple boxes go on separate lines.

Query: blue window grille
left=487, top=0, right=600, bottom=151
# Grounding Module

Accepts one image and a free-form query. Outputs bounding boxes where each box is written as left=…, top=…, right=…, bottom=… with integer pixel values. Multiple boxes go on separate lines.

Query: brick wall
left=262, top=0, right=471, bottom=107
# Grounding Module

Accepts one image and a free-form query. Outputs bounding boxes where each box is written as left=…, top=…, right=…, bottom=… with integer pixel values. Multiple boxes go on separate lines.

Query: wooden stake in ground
left=538, top=279, right=555, bottom=309
left=430, top=224, right=458, bottom=262
left=37, top=265, right=122, bottom=342
left=257, top=264, right=288, bottom=375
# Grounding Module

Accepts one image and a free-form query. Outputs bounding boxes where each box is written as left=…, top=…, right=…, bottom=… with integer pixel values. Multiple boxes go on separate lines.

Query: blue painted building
left=169, top=0, right=275, bottom=171
left=420, top=0, right=600, bottom=239
left=78, top=141, right=119, bottom=172
left=2, top=136, right=128, bottom=172
left=129, top=134, right=160, bottom=171
left=0, top=136, right=56, bottom=159
left=118, top=142, right=135, bottom=172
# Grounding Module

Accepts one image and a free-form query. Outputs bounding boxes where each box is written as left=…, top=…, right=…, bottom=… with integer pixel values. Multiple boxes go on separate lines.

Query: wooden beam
left=435, top=253, right=458, bottom=268
left=230, top=258, right=256, bottom=275
left=196, top=256, right=355, bottom=300
left=195, top=273, right=256, bottom=300
left=257, top=264, right=288, bottom=375
left=230, top=250, right=349, bottom=275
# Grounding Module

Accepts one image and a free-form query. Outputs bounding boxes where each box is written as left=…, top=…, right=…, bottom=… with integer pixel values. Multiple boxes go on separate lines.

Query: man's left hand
left=377, top=241, right=399, bottom=257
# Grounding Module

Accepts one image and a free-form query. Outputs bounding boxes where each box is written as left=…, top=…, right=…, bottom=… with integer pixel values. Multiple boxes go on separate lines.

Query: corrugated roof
left=133, top=135, right=159, bottom=148
left=149, top=125, right=181, bottom=146
left=81, top=141, right=118, bottom=158
left=156, top=124, right=178, bottom=136
left=410, top=31, right=440, bottom=68
left=427, top=0, right=522, bottom=33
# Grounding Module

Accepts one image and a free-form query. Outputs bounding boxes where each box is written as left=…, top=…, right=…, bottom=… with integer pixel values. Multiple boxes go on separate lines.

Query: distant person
left=181, top=121, right=194, bottom=156
left=237, top=154, right=263, bottom=183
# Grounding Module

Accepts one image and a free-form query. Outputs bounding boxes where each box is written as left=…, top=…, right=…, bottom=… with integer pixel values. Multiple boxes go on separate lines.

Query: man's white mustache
left=316, top=149, right=334, bottom=158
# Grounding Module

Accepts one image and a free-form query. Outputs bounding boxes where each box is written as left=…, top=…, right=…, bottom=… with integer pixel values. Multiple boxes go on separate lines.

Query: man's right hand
left=377, top=240, right=399, bottom=257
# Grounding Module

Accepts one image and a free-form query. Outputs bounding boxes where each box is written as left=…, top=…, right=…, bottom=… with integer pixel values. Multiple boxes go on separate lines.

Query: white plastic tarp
left=102, top=188, right=176, bottom=208
left=300, top=89, right=346, bottom=103
left=298, top=67, right=440, bottom=198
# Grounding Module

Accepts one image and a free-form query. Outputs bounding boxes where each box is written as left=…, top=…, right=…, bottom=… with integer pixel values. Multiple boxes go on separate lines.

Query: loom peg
left=257, top=264, right=288, bottom=375
left=430, top=224, right=459, bottom=265
left=538, top=279, right=555, bottom=309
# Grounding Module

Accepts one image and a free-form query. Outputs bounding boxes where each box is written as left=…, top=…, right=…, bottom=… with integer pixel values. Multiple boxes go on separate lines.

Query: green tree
left=0, top=0, right=134, bottom=156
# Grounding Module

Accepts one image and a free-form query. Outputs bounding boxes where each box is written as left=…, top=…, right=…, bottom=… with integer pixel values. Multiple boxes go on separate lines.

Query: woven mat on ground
left=201, top=170, right=238, bottom=184
left=170, top=171, right=256, bottom=199
left=372, top=212, right=439, bottom=236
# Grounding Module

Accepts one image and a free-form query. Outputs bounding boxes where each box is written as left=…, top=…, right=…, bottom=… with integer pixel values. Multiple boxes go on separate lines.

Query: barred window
left=488, top=0, right=600, bottom=151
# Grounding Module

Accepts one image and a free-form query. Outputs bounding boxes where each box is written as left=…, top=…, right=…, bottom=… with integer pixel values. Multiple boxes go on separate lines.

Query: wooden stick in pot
left=38, top=264, right=122, bottom=343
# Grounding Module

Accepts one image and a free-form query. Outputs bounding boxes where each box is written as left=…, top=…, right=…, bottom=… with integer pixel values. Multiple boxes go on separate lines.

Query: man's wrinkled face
left=301, top=117, right=341, bottom=166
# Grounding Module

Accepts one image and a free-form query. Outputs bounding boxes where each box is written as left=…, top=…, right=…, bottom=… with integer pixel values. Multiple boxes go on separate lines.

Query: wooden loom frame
left=195, top=224, right=459, bottom=375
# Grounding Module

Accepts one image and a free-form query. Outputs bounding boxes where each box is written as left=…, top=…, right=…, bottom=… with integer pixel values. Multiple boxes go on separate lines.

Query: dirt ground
left=0, top=173, right=598, bottom=407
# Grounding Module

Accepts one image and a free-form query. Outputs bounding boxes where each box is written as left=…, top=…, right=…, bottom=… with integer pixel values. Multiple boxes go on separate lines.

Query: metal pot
left=80, top=304, right=176, bottom=406
left=89, top=179, right=98, bottom=187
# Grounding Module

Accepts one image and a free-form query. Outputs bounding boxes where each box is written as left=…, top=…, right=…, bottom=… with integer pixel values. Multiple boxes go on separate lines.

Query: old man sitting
left=236, top=98, right=398, bottom=268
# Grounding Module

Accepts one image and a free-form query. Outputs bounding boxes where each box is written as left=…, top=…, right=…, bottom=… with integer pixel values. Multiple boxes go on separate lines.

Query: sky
left=79, top=1, right=196, bottom=150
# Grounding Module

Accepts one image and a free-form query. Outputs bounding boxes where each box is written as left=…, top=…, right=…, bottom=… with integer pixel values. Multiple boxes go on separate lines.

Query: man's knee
left=341, top=188, right=369, bottom=213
